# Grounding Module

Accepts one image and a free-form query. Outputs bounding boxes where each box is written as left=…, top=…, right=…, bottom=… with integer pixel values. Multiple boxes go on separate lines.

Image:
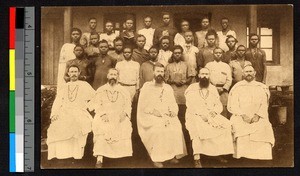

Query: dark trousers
left=178, top=104, right=193, bottom=157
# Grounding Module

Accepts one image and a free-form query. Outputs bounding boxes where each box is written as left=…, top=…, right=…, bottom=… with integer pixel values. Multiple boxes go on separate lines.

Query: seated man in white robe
left=137, top=64, right=187, bottom=168
left=47, top=65, right=95, bottom=162
left=185, top=68, right=234, bottom=168
left=227, top=65, right=275, bottom=163
left=88, top=68, right=132, bottom=168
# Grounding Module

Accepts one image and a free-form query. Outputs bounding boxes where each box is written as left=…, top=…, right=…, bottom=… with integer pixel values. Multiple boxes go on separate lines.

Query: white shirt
left=182, top=44, right=199, bottom=76
left=217, top=30, right=236, bottom=52
left=157, top=49, right=172, bottom=67
left=99, top=32, right=118, bottom=47
left=115, top=60, right=140, bottom=89
left=138, top=28, right=155, bottom=51
left=205, top=60, right=232, bottom=90
left=174, top=33, right=186, bottom=48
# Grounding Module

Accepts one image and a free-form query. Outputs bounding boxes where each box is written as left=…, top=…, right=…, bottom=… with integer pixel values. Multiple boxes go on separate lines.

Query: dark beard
left=108, top=78, right=117, bottom=85
left=155, top=75, right=164, bottom=84
left=244, top=75, right=255, bottom=82
left=199, top=77, right=210, bottom=88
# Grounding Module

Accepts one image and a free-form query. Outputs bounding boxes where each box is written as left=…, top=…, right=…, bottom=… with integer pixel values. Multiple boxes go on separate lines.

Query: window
left=246, top=27, right=273, bottom=62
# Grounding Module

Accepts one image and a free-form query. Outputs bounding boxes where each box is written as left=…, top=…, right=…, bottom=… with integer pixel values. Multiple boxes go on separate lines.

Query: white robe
left=88, top=83, right=133, bottom=158
left=137, top=81, right=187, bottom=162
left=47, top=81, right=95, bottom=160
left=227, top=80, right=275, bottom=160
left=185, top=83, right=234, bottom=156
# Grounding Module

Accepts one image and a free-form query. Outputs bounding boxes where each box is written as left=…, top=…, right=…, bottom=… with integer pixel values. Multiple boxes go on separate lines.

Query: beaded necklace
left=68, top=85, right=79, bottom=102
left=105, top=90, right=119, bottom=103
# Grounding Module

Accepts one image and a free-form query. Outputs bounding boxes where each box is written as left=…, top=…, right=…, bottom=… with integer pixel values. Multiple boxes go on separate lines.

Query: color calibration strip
left=9, top=6, right=17, bottom=172
left=10, top=6, right=25, bottom=172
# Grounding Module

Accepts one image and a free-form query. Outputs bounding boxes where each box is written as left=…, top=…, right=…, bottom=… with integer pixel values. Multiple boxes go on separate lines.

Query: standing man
left=91, top=40, right=116, bottom=90
left=131, top=35, right=149, bottom=65
left=153, top=12, right=177, bottom=48
left=138, top=16, right=155, bottom=51
left=197, top=29, right=218, bottom=69
left=205, top=47, right=232, bottom=118
left=228, top=65, right=274, bottom=164
left=245, top=34, right=267, bottom=83
left=47, top=65, right=95, bottom=162
left=217, top=17, right=236, bottom=52
left=185, top=68, right=234, bottom=168
left=157, top=36, right=173, bottom=67
left=57, top=28, right=82, bottom=92
left=182, top=30, right=199, bottom=82
left=223, top=35, right=238, bottom=64
left=195, top=17, right=211, bottom=49
left=64, top=45, right=93, bottom=84
left=85, top=32, right=100, bottom=58
left=137, top=64, right=187, bottom=168
left=229, top=45, right=252, bottom=86
left=82, top=17, right=98, bottom=46
left=115, top=46, right=140, bottom=101
left=89, top=68, right=132, bottom=168
left=139, top=46, right=161, bottom=88
left=165, top=45, right=193, bottom=155
left=108, top=37, right=125, bottom=62
left=120, top=18, right=138, bottom=48
left=100, top=21, right=118, bottom=50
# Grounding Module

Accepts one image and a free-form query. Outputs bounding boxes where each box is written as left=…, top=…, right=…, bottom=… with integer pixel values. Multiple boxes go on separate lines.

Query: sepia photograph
left=40, top=5, right=294, bottom=169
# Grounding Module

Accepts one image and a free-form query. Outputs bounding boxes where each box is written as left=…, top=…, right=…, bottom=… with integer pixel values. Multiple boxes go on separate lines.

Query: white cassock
left=57, top=43, right=76, bottom=92
left=227, top=80, right=275, bottom=160
left=88, top=83, right=132, bottom=158
left=137, top=81, right=187, bottom=162
left=185, top=83, right=234, bottom=156
left=47, top=80, right=95, bottom=160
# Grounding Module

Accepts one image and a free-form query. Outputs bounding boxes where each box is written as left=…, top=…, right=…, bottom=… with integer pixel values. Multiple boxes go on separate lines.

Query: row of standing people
left=58, top=26, right=265, bottom=119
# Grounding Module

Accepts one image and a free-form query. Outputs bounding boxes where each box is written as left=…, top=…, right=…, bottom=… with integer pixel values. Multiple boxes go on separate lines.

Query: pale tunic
left=137, top=81, right=187, bottom=162
left=157, top=49, right=172, bottom=67
left=228, top=80, right=275, bottom=160
left=185, top=83, right=234, bottom=156
left=89, top=84, right=132, bottom=158
left=138, top=28, right=155, bottom=51
left=217, top=30, right=236, bottom=52
left=182, top=44, right=199, bottom=77
left=174, top=33, right=186, bottom=48
left=57, top=43, right=76, bottom=92
left=47, top=81, right=95, bottom=160
left=115, top=60, right=140, bottom=101
left=99, top=33, right=118, bottom=48
left=205, top=61, right=232, bottom=106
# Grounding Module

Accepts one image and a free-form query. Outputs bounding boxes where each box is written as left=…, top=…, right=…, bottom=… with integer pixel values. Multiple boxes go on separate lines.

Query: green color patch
left=9, top=91, right=15, bottom=132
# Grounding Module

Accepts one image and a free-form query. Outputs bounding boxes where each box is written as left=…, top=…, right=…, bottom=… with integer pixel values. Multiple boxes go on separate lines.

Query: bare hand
left=209, top=111, right=217, bottom=118
left=152, top=109, right=162, bottom=117
left=169, top=111, right=177, bottom=118
left=51, top=115, right=58, bottom=122
left=242, top=114, right=251, bottom=124
left=200, top=115, right=208, bottom=122
left=251, top=114, right=260, bottom=123
left=217, top=87, right=223, bottom=94
left=102, top=114, right=109, bottom=122
left=119, top=112, right=127, bottom=123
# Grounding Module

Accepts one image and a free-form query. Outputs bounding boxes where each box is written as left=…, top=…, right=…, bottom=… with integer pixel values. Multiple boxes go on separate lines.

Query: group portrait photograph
left=40, top=4, right=294, bottom=169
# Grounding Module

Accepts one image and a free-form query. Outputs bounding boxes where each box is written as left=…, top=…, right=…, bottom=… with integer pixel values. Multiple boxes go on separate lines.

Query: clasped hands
left=151, top=109, right=176, bottom=118
left=100, top=112, right=128, bottom=123
left=242, top=114, right=260, bottom=124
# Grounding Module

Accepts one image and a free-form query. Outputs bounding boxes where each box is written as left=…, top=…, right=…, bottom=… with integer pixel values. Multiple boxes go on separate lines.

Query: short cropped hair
left=71, top=28, right=82, bottom=36
left=67, top=64, right=81, bottom=72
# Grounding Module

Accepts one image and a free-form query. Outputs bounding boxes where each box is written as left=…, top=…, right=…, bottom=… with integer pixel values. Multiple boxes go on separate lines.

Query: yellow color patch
left=9, top=49, right=15, bottom=90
